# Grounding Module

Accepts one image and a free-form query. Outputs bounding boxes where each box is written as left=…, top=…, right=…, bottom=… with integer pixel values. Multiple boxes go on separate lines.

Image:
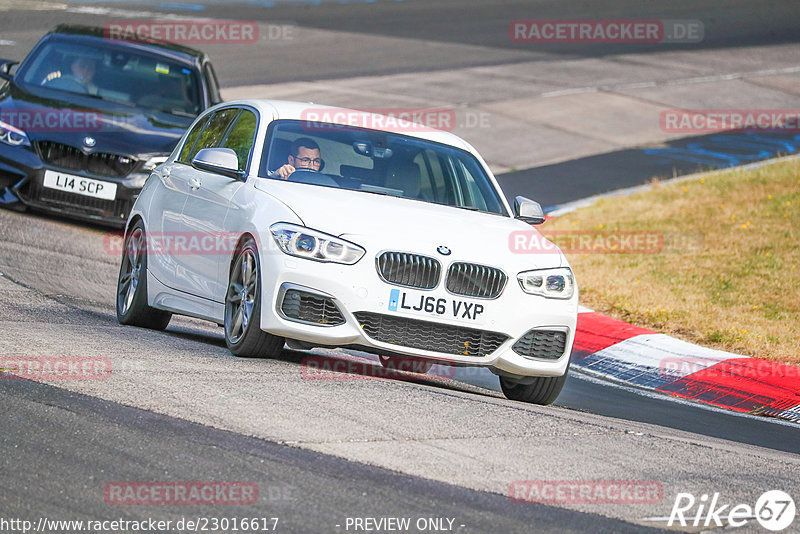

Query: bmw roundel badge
left=436, top=245, right=451, bottom=256
left=83, top=136, right=96, bottom=147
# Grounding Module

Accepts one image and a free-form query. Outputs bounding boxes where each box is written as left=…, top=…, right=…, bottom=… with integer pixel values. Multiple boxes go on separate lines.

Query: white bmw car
left=116, top=99, right=578, bottom=404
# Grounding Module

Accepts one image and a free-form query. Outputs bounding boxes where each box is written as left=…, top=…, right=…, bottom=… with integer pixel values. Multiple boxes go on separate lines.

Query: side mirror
left=514, top=196, right=546, bottom=225
left=0, top=59, right=19, bottom=81
left=191, top=148, right=245, bottom=180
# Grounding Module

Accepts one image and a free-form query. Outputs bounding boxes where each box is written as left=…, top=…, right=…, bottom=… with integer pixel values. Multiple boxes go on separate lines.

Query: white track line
left=541, top=65, right=800, bottom=98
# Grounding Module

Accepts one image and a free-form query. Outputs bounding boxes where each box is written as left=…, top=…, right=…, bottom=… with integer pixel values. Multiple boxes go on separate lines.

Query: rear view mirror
left=0, top=59, right=19, bottom=81
left=514, top=196, right=546, bottom=225
left=191, top=148, right=245, bottom=180
left=353, top=141, right=392, bottom=159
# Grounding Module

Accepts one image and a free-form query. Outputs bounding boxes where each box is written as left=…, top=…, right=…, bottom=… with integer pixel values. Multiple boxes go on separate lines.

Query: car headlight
left=125, top=174, right=149, bottom=189
left=270, top=223, right=365, bottom=265
left=0, top=119, right=31, bottom=147
left=517, top=267, right=575, bottom=299
left=142, top=156, right=169, bottom=171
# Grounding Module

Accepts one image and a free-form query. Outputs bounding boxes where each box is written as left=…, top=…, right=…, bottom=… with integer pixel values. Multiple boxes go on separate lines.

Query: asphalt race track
left=1, top=1, right=799, bottom=532
left=2, top=379, right=658, bottom=534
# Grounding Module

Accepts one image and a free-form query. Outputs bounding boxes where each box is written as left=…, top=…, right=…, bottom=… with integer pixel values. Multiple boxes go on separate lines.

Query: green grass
left=542, top=158, right=800, bottom=364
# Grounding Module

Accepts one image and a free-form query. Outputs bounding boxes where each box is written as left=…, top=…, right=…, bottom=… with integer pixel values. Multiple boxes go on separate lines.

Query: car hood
left=254, top=179, right=564, bottom=270
left=0, top=82, right=193, bottom=155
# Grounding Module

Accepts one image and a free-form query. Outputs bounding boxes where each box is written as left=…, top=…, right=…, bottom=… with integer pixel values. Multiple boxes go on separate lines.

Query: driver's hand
left=276, top=164, right=295, bottom=180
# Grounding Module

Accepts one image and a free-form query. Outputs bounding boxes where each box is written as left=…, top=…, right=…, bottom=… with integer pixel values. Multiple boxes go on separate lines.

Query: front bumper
left=0, top=144, right=144, bottom=228
left=258, top=245, right=577, bottom=378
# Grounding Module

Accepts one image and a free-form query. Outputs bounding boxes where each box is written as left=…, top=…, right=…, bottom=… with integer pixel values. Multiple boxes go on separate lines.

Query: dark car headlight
left=0, top=120, right=31, bottom=147
left=142, top=156, right=169, bottom=171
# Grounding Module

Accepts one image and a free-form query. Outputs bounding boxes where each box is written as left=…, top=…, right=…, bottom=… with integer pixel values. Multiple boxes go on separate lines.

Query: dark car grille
left=26, top=181, right=133, bottom=221
left=376, top=252, right=441, bottom=290
left=354, top=312, right=508, bottom=357
left=512, top=330, right=567, bottom=360
left=280, top=289, right=345, bottom=326
left=446, top=262, right=507, bottom=299
left=36, top=141, right=138, bottom=178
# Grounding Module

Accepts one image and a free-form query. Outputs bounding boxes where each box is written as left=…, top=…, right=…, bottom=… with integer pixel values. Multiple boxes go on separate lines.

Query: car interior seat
left=384, top=159, right=422, bottom=199
left=136, top=76, right=193, bottom=113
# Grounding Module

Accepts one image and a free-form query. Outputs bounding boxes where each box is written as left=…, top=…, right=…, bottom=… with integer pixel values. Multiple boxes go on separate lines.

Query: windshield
left=259, top=120, right=508, bottom=216
left=17, top=39, right=201, bottom=116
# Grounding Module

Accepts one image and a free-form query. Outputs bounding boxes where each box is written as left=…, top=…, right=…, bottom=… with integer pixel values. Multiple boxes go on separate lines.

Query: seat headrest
left=385, top=161, right=422, bottom=198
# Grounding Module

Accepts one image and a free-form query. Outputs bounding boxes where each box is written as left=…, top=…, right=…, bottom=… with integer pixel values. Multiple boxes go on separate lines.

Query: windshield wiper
left=452, top=205, right=504, bottom=217
left=81, top=92, right=135, bottom=106
left=43, top=88, right=134, bottom=106
left=157, top=108, right=195, bottom=118
left=357, top=189, right=394, bottom=197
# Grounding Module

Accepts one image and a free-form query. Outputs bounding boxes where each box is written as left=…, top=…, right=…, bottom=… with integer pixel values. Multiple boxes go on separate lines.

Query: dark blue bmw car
left=0, top=25, right=222, bottom=227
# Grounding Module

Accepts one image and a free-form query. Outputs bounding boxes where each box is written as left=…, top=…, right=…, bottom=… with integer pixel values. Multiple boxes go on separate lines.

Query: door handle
left=189, top=178, right=202, bottom=190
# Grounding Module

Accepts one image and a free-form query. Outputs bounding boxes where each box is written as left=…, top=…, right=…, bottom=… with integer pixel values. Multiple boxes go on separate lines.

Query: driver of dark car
left=269, top=137, right=322, bottom=180
left=42, top=56, right=98, bottom=95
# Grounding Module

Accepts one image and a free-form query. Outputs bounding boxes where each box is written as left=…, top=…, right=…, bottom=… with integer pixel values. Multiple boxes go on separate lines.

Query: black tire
left=379, top=355, right=433, bottom=374
left=224, top=237, right=284, bottom=358
left=499, top=367, right=568, bottom=405
left=116, top=220, right=172, bottom=330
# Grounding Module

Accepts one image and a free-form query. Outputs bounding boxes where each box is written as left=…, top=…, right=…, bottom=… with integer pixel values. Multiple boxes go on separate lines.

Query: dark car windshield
left=17, top=39, right=201, bottom=116
left=259, top=120, right=509, bottom=216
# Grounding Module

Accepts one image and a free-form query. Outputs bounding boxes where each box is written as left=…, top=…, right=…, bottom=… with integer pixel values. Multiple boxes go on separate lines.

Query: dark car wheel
left=499, top=367, right=568, bottom=405
left=225, top=237, right=284, bottom=358
left=379, top=355, right=434, bottom=374
left=116, top=220, right=172, bottom=330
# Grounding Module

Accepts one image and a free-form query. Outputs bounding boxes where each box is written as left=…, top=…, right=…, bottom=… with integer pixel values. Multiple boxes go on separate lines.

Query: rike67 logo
left=668, top=490, right=795, bottom=531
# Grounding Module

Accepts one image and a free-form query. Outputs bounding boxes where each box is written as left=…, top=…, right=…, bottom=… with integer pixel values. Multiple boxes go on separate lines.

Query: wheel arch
left=124, top=213, right=145, bottom=239
left=228, top=232, right=260, bottom=276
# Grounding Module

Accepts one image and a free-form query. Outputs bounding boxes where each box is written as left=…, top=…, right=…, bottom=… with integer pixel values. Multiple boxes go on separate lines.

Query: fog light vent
left=512, top=330, right=567, bottom=360
left=280, top=289, right=345, bottom=326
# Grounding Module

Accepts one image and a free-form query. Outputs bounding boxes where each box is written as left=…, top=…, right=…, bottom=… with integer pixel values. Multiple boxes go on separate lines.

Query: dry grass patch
left=542, top=159, right=800, bottom=364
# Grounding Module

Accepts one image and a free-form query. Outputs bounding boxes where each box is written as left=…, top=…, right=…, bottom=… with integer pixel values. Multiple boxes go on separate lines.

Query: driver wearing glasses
left=269, top=137, right=323, bottom=180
